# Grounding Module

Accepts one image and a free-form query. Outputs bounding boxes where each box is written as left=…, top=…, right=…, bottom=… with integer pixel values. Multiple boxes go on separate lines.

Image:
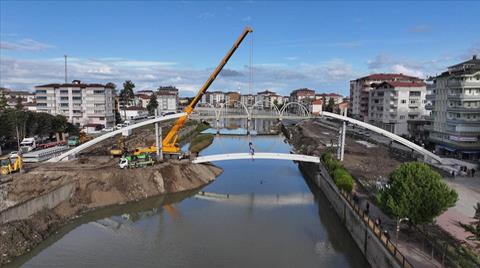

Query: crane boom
left=162, top=26, right=253, bottom=154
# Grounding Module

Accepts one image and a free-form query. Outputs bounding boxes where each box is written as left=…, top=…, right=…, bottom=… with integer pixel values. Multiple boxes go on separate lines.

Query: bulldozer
left=0, top=155, right=23, bottom=175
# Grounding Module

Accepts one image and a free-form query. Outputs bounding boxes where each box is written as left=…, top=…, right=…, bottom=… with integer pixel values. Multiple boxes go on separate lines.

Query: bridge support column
left=336, top=108, right=347, bottom=161
left=155, top=109, right=163, bottom=161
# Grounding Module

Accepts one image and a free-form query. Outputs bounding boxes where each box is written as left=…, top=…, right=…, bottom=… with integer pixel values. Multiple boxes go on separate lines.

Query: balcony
left=446, top=106, right=480, bottom=113
left=446, top=118, right=480, bottom=124
left=446, top=80, right=480, bottom=88
left=447, top=92, right=480, bottom=100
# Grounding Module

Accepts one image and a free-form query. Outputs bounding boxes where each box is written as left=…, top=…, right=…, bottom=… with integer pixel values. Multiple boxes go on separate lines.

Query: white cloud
left=391, top=64, right=424, bottom=78
left=0, top=38, right=54, bottom=51
left=0, top=56, right=356, bottom=96
left=242, top=16, right=252, bottom=21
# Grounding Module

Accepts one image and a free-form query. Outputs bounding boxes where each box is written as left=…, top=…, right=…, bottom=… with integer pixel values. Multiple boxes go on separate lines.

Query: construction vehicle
left=20, top=137, right=37, bottom=153
left=133, top=145, right=157, bottom=156
left=0, top=155, right=23, bottom=175
left=68, top=136, right=80, bottom=147
left=161, top=27, right=253, bottom=157
left=79, top=133, right=93, bottom=144
left=119, top=153, right=154, bottom=169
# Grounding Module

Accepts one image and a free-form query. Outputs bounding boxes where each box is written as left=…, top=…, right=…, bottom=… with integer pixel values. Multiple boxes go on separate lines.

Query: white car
left=115, top=124, right=125, bottom=130
left=102, top=127, right=114, bottom=132
left=9, top=151, right=19, bottom=158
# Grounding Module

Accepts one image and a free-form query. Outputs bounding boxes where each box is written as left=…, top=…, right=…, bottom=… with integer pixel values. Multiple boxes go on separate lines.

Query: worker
left=249, top=142, right=255, bottom=155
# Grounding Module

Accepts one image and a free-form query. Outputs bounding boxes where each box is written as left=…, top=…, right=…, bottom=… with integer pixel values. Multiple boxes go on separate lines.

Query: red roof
left=378, top=81, right=426, bottom=88
left=356, top=73, right=422, bottom=82
left=136, top=94, right=150, bottom=99
left=312, top=99, right=323, bottom=105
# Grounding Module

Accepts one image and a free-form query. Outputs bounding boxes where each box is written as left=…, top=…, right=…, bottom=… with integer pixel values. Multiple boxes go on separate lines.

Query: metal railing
left=340, top=190, right=414, bottom=268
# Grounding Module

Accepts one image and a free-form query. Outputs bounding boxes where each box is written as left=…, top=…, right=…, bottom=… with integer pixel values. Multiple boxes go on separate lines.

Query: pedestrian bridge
left=192, top=152, right=320, bottom=164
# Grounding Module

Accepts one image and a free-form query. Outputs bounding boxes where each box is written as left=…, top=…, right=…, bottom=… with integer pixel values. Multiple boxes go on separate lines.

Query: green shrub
left=334, top=170, right=354, bottom=193
left=322, top=153, right=354, bottom=193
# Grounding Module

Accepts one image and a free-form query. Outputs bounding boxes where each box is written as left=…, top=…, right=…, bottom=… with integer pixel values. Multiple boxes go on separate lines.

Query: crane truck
left=161, top=26, right=253, bottom=157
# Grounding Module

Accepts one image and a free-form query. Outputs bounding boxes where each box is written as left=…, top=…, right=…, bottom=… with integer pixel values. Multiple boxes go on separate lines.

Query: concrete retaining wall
left=299, top=161, right=401, bottom=268
left=0, top=182, right=76, bottom=224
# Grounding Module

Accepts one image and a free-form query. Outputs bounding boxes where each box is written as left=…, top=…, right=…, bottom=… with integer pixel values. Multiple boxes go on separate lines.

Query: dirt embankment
left=0, top=157, right=222, bottom=265
left=285, top=120, right=402, bottom=187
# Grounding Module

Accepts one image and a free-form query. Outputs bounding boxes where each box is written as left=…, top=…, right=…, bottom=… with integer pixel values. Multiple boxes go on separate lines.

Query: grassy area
left=189, top=133, right=214, bottom=153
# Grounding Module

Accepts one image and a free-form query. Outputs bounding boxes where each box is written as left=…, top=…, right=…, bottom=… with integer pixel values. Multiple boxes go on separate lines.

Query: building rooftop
left=376, top=81, right=426, bottom=88
left=354, top=73, right=423, bottom=82
left=36, top=80, right=113, bottom=89
left=448, top=55, right=480, bottom=70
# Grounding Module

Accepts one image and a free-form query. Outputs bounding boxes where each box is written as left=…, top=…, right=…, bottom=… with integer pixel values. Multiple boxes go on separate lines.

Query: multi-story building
left=240, top=94, right=255, bottom=107
left=135, top=94, right=151, bottom=109
left=368, top=81, right=427, bottom=135
left=225, top=91, right=240, bottom=107
left=0, top=88, right=35, bottom=109
left=426, top=55, right=480, bottom=160
left=315, top=93, right=344, bottom=105
left=290, top=88, right=315, bottom=103
left=200, top=91, right=225, bottom=107
left=256, top=90, right=281, bottom=109
left=350, top=74, right=423, bottom=121
left=35, top=80, right=115, bottom=128
left=157, top=87, right=178, bottom=112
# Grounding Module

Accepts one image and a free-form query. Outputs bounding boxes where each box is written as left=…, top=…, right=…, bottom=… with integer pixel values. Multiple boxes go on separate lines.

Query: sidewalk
left=437, top=175, right=480, bottom=247
left=355, top=190, right=442, bottom=268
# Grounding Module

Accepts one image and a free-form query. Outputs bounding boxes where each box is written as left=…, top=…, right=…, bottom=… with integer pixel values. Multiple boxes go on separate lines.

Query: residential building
left=135, top=94, right=151, bottom=109
left=211, top=91, right=225, bottom=107
left=290, top=88, right=315, bottom=103
left=367, top=81, right=427, bottom=135
left=240, top=94, right=255, bottom=107
left=119, top=106, right=148, bottom=121
left=350, top=74, right=423, bottom=121
left=0, top=88, right=35, bottom=109
left=137, top=90, right=154, bottom=96
left=35, top=80, right=115, bottom=128
left=316, top=93, right=344, bottom=105
left=426, top=55, right=480, bottom=160
left=157, top=87, right=178, bottom=112
left=225, top=91, right=241, bottom=107
left=310, top=99, right=323, bottom=114
left=256, top=90, right=281, bottom=109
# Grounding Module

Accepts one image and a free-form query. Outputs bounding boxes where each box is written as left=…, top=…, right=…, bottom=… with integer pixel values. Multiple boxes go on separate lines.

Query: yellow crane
left=162, top=26, right=253, bottom=155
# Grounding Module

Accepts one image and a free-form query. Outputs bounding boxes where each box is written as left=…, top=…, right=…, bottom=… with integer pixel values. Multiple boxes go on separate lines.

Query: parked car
left=9, top=151, right=19, bottom=158
left=115, top=124, right=125, bottom=130
left=102, top=127, right=114, bottom=132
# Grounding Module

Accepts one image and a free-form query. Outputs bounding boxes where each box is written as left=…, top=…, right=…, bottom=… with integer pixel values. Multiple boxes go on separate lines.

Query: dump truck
left=0, top=155, right=23, bottom=175
left=119, top=153, right=154, bottom=169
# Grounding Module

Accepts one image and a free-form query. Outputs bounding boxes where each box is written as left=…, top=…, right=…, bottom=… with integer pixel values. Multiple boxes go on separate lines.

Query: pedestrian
left=383, top=230, right=390, bottom=240
left=353, top=193, right=359, bottom=204
left=365, top=202, right=370, bottom=215
left=472, top=168, right=476, bottom=177
left=375, top=218, right=381, bottom=227
left=451, top=170, right=456, bottom=179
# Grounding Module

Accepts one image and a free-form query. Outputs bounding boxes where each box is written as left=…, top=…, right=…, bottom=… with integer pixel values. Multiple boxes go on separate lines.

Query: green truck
left=67, top=136, right=80, bottom=147
left=119, top=153, right=155, bottom=169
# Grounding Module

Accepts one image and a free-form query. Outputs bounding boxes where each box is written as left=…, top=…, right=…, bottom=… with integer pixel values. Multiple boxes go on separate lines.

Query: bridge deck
left=192, top=152, right=320, bottom=164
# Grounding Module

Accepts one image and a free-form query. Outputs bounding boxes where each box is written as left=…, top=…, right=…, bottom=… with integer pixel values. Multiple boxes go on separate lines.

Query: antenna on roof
left=64, top=55, right=68, bottom=83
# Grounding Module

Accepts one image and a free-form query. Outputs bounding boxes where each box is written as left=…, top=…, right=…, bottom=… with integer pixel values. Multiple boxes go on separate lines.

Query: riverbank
left=1, top=156, right=221, bottom=265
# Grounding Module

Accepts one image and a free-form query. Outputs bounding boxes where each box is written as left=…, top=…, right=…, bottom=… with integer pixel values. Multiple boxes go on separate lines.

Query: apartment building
left=225, top=91, right=240, bottom=107
left=0, top=88, right=35, bottom=109
left=240, top=94, right=255, bottom=107
left=350, top=74, right=423, bottom=121
left=290, top=88, right=315, bottom=103
left=315, top=93, right=343, bottom=105
left=368, top=81, right=427, bottom=135
left=35, top=80, right=115, bottom=128
left=157, top=86, right=178, bottom=112
left=427, top=55, right=480, bottom=160
left=255, top=90, right=283, bottom=109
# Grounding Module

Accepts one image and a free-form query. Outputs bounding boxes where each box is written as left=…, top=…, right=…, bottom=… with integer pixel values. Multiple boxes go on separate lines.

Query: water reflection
left=12, top=132, right=369, bottom=268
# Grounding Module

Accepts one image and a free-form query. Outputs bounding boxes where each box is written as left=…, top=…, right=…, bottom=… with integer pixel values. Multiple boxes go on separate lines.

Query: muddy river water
left=8, top=129, right=369, bottom=268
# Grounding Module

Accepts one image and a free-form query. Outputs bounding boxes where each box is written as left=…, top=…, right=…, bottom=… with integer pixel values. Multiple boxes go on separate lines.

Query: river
left=8, top=125, right=369, bottom=268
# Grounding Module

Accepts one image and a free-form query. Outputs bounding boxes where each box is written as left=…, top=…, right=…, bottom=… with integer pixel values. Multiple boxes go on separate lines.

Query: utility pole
left=64, top=55, right=68, bottom=83
left=340, top=108, right=347, bottom=161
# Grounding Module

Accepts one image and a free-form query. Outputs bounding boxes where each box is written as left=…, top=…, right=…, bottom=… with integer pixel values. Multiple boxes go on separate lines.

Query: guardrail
left=340, top=190, right=414, bottom=268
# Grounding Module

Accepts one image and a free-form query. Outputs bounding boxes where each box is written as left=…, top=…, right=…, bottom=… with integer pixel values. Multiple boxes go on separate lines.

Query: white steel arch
left=48, top=113, right=186, bottom=162
left=280, top=102, right=310, bottom=118
left=320, top=111, right=448, bottom=165
left=192, top=152, right=320, bottom=164
left=219, top=99, right=250, bottom=120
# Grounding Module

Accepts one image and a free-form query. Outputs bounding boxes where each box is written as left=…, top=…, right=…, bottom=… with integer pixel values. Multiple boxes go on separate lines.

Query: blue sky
left=1, top=1, right=479, bottom=96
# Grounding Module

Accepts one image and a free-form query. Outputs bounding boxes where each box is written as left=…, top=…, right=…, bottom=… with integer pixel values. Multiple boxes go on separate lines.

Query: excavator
left=162, top=26, right=253, bottom=157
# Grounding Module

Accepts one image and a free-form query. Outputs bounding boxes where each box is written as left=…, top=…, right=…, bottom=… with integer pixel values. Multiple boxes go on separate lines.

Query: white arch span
left=48, top=113, right=186, bottom=162
left=192, top=152, right=320, bottom=164
left=320, top=111, right=447, bottom=165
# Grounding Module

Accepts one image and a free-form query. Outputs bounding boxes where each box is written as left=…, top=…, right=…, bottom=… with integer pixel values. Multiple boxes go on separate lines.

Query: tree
left=459, top=202, right=480, bottom=241
left=326, top=98, right=335, bottom=112
left=15, top=97, right=23, bottom=110
left=119, top=80, right=135, bottom=120
left=105, top=82, right=117, bottom=94
left=377, top=162, right=458, bottom=226
left=146, top=94, right=159, bottom=115
left=0, top=93, right=7, bottom=111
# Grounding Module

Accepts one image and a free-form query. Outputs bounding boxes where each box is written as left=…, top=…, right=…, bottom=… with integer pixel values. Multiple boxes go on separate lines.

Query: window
left=60, top=103, right=69, bottom=107
left=401, top=100, right=406, bottom=104
left=400, top=115, right=405, bottom=119
left=36, top=96, right=47, bottom=100
left=73, top=96, right=82, bottom=100
left=409, top=91, right=421, bottom=96
left=60, top=90, right=68, bottom=94
left=36, top=90, right=47, bottom=94
left=72, top=90, right=81, bottom=94
left=37, top=103, right=47, bottom=107
left=60, top=97, right=69, bottom=101
left=94, top=90, right=104, bottom=94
